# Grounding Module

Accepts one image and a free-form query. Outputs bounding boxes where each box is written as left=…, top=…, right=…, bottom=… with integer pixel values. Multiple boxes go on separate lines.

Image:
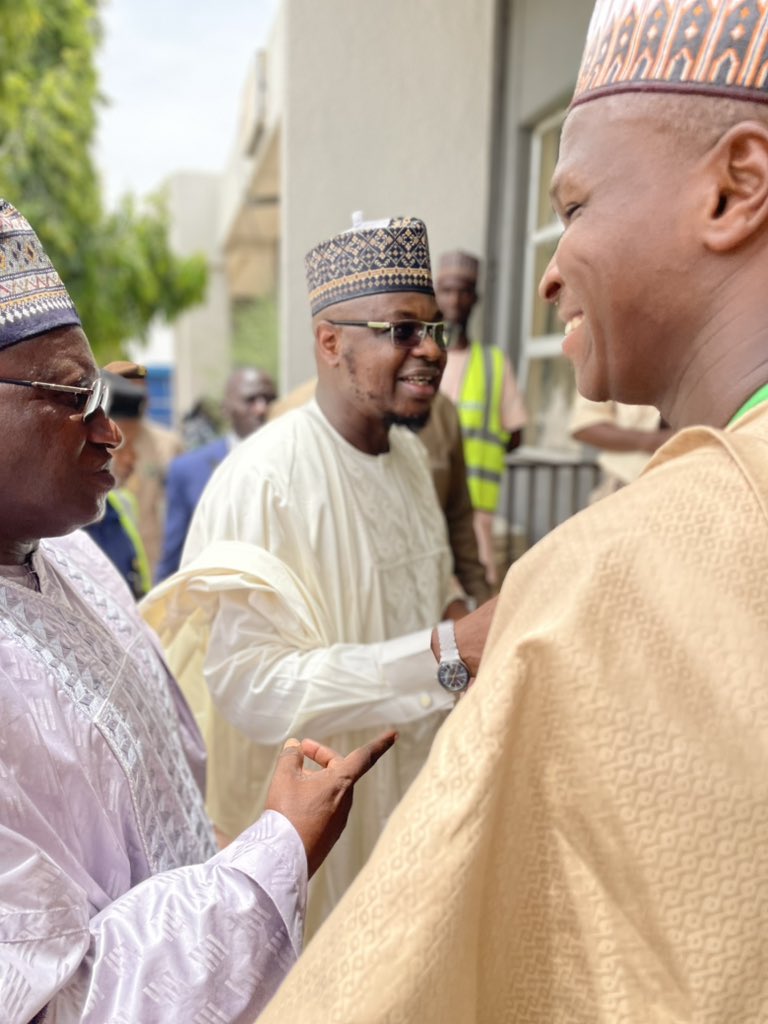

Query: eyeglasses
left=244, top=391, right=277, bottom=405
left=327, top=319, right=448, bottom=351
left=0, top=375, right=111, bottom=421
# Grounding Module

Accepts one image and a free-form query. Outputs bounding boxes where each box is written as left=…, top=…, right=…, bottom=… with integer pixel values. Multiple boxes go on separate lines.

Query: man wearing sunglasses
left=0, top=199, right=397, bottom=1022
left=144, top=215, right=493, bottom=935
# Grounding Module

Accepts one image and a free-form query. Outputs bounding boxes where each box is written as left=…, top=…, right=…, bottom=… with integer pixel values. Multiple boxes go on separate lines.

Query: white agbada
left=142, top=400, right=457, bottom=933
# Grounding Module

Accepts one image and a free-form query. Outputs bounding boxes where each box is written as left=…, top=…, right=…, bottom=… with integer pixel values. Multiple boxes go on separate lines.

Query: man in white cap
left=257, top=2, right=768, bottom=1020
left=144, top=216, right=494, bottom=935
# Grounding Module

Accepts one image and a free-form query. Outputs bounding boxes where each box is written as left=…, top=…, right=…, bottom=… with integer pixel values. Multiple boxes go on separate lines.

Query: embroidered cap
left=437, top=250, right=480, bottom=283
left=0, top=199, right=81, bottom=350
left=573, top=0, right=768, bottom=108
left=305, top=216, right=435, bottom=316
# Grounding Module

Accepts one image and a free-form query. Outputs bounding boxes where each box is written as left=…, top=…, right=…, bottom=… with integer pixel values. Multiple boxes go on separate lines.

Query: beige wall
left=488, top=0, right=594, bottom=358
left=167, top=172, right=232, bottom=419
left=279, top=0, right=496, bottom=389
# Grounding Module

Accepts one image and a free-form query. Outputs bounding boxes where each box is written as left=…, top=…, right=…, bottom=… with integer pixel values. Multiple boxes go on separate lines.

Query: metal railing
left=503, top=448, right=600, bottom=565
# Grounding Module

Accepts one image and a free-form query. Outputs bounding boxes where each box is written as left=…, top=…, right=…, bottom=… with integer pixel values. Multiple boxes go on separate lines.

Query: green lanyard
left=729, top=383, right=768, bottom=426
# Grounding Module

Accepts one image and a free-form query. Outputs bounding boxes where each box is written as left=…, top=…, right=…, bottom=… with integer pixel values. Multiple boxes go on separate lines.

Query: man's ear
left=702, top=121, right=768, bottom=252
left=314, top=320, right=342, bottom=368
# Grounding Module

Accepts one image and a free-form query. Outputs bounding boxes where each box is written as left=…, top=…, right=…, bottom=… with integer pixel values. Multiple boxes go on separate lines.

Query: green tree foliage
left=0, top=0, right=207, bottom=360
left=231, top=293, right=280, bottom=383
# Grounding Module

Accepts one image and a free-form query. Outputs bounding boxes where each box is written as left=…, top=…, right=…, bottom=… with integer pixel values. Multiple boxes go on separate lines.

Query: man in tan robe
left=258, top=1, right=768, bottom=1020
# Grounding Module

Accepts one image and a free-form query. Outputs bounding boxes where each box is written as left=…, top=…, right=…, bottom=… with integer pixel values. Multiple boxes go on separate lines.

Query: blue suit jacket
left=156, top=437, right=229, bottom=581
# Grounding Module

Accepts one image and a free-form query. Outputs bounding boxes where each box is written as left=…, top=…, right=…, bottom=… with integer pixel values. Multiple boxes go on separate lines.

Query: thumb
left=274, top=737, right=304, bottom=776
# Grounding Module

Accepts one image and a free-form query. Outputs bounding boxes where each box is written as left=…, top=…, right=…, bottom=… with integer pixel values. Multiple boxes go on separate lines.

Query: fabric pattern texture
left=305, top=216, right=434, bottom=315
left=0, top=199, right=80, bottom=347
left=259, top=405, right=768, bottom=1023
left=574, top=0, right=768, bottom=107
left=0, top=531, right=306, bottom=1023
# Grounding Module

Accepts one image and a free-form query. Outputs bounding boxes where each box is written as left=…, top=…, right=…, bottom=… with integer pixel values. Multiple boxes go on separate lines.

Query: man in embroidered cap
left=143, top=215, right=496, bottom=935
left=437, top=249, right=527, bottom=587
left=0, top=198, right=397, bottom=1022
left=256, top=3, right=768, bottom=1021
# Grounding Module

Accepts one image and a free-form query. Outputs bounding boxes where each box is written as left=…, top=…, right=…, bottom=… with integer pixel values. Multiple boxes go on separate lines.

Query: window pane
left=531, top=237, right=562, bottom=338
left=523, top=356, right=578, bottom=451
left=536, top=123, right=562, bottom=230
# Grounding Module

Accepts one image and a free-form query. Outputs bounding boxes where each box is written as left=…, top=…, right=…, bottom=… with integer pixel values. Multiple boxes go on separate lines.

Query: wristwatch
left=436, top=620, right=471, bottom=694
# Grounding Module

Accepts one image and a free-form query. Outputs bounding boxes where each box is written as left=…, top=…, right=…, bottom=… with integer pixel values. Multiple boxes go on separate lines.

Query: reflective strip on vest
left=456, top=343, right=509, bottom=512
left=108, top=489, right=153, bottom=597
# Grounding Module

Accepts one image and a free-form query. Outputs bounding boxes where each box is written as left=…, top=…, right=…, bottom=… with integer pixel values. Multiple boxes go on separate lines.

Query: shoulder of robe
left=204, top=406, right=315, bottom=497
left=492, top=427, right=765, bottom=642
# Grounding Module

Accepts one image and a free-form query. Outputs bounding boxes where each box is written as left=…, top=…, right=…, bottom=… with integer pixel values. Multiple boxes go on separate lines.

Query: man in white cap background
left=258, top=2, right=768, bottom=1019
left=144, top=215, right=495, bottom=935
left=0, top=198, right=396, bottom=1023
left=437, top=250, right=527, bottom=587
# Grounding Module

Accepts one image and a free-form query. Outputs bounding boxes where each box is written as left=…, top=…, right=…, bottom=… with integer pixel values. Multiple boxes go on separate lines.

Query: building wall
left=166, top=172, right=232, bottom=420
left=488, top=0, right=594, bottom=363
left=279, top=0, right=496, bottom=389
left=488, top=0, right=597, bottom=547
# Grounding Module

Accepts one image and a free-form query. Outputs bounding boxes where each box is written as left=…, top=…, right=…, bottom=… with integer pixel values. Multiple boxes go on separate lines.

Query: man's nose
left=87, top=409, right=123, bottom=449
left=538, top=251, right=563, bottom=305
left=411, top=328, right=446, bottom=363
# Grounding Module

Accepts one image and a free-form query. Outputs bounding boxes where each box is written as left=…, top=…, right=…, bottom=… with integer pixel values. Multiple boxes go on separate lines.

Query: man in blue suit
left=156, top=367, right=276, bottom=580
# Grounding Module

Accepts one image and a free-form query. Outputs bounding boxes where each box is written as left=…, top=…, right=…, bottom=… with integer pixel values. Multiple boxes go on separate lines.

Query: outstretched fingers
left=301, top=730, right=398, bottom=781
left=342, top=730, right=398, bottom=781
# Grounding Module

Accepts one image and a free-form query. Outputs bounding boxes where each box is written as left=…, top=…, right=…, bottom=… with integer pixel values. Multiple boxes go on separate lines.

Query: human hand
left=444, top=598, right=471, bottom=621
left=265, top=730, right=397, bottom=877
left=431, top=595, right=498, bottom=679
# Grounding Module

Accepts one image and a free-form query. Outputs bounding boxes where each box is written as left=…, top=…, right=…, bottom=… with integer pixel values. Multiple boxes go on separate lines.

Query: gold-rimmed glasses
left=0, top=375, right=110, bottom=420
left=326, top=319, right=448, bottom=351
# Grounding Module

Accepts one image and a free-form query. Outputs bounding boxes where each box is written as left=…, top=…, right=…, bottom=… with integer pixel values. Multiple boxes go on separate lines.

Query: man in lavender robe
left=0, top=198, right=395, bottom=1023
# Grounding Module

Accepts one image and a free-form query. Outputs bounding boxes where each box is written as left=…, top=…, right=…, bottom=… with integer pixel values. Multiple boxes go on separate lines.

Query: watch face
left=438, top=659, right=470, bottom=693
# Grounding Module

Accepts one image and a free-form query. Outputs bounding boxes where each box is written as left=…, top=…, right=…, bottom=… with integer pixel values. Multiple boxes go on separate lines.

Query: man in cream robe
left=142, top=217, right=488, bottom=935
left=144, top=399, right=457, bottom=933
left=256, top=1, right=768, bottom=1018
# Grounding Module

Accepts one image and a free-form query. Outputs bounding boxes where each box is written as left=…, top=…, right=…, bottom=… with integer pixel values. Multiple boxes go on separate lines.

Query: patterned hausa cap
left=305, top=215, right=435, bottom=316
left=573, top=0, right=768, bottom=108
left=0, top=199, right=81, bottom=350
left=437, top=250, right=480, bottom=283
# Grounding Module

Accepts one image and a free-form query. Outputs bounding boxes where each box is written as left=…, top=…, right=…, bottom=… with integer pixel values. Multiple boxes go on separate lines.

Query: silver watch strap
left=437, top=619, right=460, bottom=662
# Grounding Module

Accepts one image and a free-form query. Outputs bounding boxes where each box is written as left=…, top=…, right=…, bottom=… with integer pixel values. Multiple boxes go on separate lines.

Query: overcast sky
left=95, top=0, right=280, bottom=207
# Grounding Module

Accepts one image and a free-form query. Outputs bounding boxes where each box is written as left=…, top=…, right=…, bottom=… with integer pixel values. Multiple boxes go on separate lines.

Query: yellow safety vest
left=457, top=342, right=509, bottom=512
left=107, top=489, right=153, bottom=598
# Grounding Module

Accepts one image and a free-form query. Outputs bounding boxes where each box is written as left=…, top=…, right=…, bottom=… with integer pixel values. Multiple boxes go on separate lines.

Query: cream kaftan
left=259, top=405, right=768, bottom=1023
left=142, top=401, right=457, bottom=934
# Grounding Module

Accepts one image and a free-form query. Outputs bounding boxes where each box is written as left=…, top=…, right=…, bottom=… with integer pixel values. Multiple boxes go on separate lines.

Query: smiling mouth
left=564, top=314, right=585, bottom=336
